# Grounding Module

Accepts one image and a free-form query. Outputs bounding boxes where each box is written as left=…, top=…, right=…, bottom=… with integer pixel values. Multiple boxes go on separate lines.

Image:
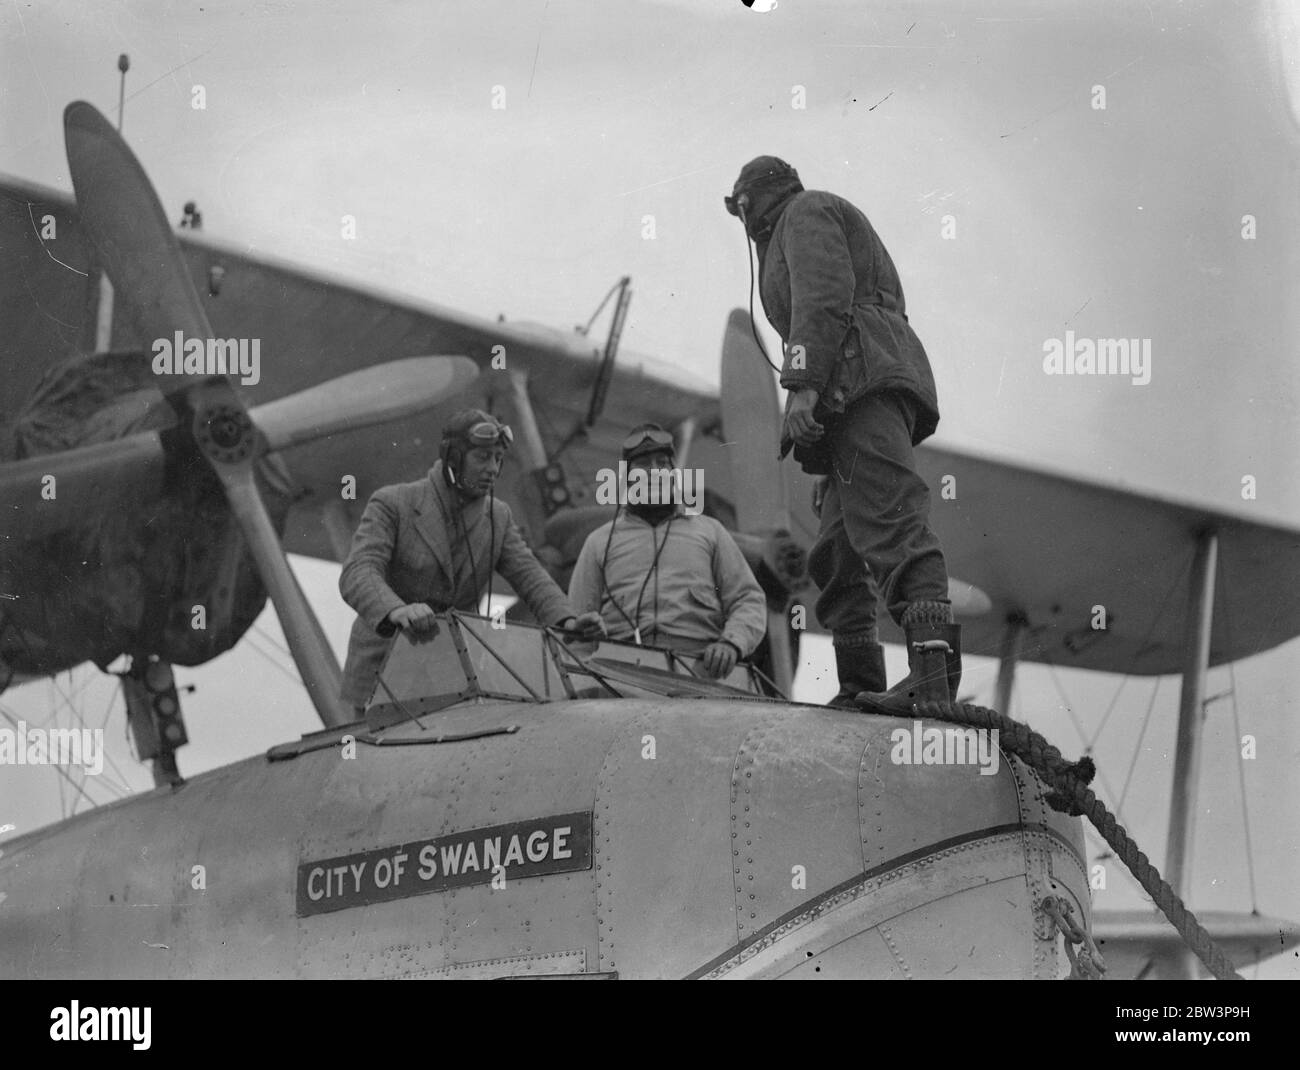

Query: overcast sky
left=2, top=0, right=1298, bottom=977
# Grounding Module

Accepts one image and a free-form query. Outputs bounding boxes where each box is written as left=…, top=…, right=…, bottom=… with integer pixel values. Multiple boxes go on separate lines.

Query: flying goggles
left=622, top=426, right=676, bottom=461
left=461, top=421, right=514, bottom=449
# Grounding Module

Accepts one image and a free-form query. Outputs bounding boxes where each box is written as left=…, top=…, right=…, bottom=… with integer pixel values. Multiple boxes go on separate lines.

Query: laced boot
left=855, top=601, right=958, bottom=714
left=826, top=635, right=887, bottom=709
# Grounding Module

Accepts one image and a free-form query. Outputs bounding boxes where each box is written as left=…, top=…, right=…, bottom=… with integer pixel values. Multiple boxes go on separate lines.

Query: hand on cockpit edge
left=387, top=603, right=441, bottom=641
left=561, top=611, right=607, bottom=641
left=701, top=640, right=741, bottom=679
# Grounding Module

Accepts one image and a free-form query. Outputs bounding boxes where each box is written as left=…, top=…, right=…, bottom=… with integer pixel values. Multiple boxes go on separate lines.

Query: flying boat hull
left=0, top=698, right=1088, bottom=979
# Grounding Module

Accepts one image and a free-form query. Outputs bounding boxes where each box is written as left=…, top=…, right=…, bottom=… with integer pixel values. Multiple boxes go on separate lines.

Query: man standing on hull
left=725, top=156, right=960, bottom=711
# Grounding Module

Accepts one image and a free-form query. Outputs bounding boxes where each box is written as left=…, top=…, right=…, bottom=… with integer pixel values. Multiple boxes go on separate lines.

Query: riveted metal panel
left=705, top=831, right=1041, bottom=978
left=427, top=731, right=517, bottom=979
left=1, top=800, right=121, bottom=978
left=6, top=695, right=1094, bottom=979
left=1006, top=752, right=1085, bottom=978
left=731, top=712, right=868, bottom=946
left=294, top=700, right=625, bottom=977
left=392, top=948, right=588, bottom=979
left=591, top=707, right=628, bottom=975
left=1005, top=750, right=1093, bottom=978
left=1025, top=758, right=1092, bottom=938
left=857, top=712, right=1024, bottom=870
left=1, top=742, right=329, bottom=979
left=72, top=797, right=181, bottom=978
left=177, top=751, right=325, bottom=978
left=876, top=876, right=1036, bottom=979
left=592, top=703, right=758, bottom=977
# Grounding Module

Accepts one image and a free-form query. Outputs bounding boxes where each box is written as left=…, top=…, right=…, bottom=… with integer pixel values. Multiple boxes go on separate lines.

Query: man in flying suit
left=725, top=156, right=960, bottom=710
left=567, top=424, right=767, bottom=680
left=339, top=408, right=603, bottom=714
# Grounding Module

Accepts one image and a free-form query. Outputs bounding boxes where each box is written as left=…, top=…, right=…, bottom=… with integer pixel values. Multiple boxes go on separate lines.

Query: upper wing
left=692, top=418, right=1300, bottom=677
left=1, top=172, right=720, bottom=559
left=913, top=444, right=1300, bottom=675
left=8, top=176, right=1297, bottom=680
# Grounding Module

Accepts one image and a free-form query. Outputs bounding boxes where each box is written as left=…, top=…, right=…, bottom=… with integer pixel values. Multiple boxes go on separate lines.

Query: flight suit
left=567, top=508, right=767, bottom=657
left=757, top=189, right=951, bottom=670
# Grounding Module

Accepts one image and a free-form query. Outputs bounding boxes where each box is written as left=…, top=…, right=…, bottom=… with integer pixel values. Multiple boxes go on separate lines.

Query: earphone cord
left=445, top=444, right=498, bottom=614
left=487, top=490, right=495, bottom=610
left=455, top=496, right=494, bottom=612
left=597, top=508, right=674, bottom=645
left=740, top=203, right=783, bottom=374
left=631, top=514, right=674, bottom=645
left=597, top=509, right=642, bottom=637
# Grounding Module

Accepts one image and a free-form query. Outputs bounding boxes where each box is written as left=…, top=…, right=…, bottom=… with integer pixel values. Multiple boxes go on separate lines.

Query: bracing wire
left=1115, top=676, right=1163, bottom=821
left=243, top=631, right=306, bottom=688
left=252, top=621, right=293, bottom=660
left=1, top=705, right=100, bottom=813
left=1041, top=660, right=1125, bottom=824
left=1086, top=552, right=1190, bottom=752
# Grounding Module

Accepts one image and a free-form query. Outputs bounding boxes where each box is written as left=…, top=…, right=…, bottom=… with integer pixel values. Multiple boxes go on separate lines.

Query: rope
left=909, top=698, right=1244, bottom=981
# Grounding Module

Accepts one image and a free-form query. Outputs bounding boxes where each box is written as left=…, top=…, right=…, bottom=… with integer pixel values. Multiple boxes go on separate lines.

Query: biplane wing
left=1093, top=909, right=1300, bottom=979
left=6, top=173, right=1300, bottom=683
left=0, top=172, right=720, bottom=525
left=910, top=444, right=1300, bottom=676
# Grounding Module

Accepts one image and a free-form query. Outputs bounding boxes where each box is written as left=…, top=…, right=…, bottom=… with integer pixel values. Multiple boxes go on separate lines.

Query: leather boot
left=855, top=622, right=959, bottom=714
left=827, top=639, right=887, bottom=709
left=946, top=627, right=963, bottom=700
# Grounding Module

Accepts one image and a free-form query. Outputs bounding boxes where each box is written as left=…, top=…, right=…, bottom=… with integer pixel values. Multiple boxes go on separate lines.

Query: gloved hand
left=387, top=603, right=441, bottom=641
left=782, top=387, right=824, bottom=446
left=561, top=611, right=607, bottom=640
left=700, top=640, right=741, bottom=679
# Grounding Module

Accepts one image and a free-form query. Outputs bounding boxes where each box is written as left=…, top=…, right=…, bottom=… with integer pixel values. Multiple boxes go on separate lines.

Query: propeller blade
left=720, top=308, right=789, bottom=534
left=64, top=101, right=215, bottom=391
left=0, top=433, right=165, bottom=542
left=719, top=309, right=797, bottom=692
left=216, top=458, right=349, bottom=726
left=249, top=356, right=479, bottom=453
left=65, top=103, right=349, bottom=727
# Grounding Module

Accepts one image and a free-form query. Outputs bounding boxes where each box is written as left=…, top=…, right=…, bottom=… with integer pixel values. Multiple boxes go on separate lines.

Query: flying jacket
left=338, top=460, right=572, bottom=707
left=567, top=509, right=767, bottom=657
left=758, top=189, right=940, bottom=444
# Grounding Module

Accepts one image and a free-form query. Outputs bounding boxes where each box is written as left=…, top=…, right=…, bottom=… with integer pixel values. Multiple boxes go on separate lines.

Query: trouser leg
left=809, top=459, right=885, bottom=702
left=809, top=468, right=881, bottom=640
left=808, top=391, right=960, bottom=706
left=823, top=391, right=949, bottom=625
